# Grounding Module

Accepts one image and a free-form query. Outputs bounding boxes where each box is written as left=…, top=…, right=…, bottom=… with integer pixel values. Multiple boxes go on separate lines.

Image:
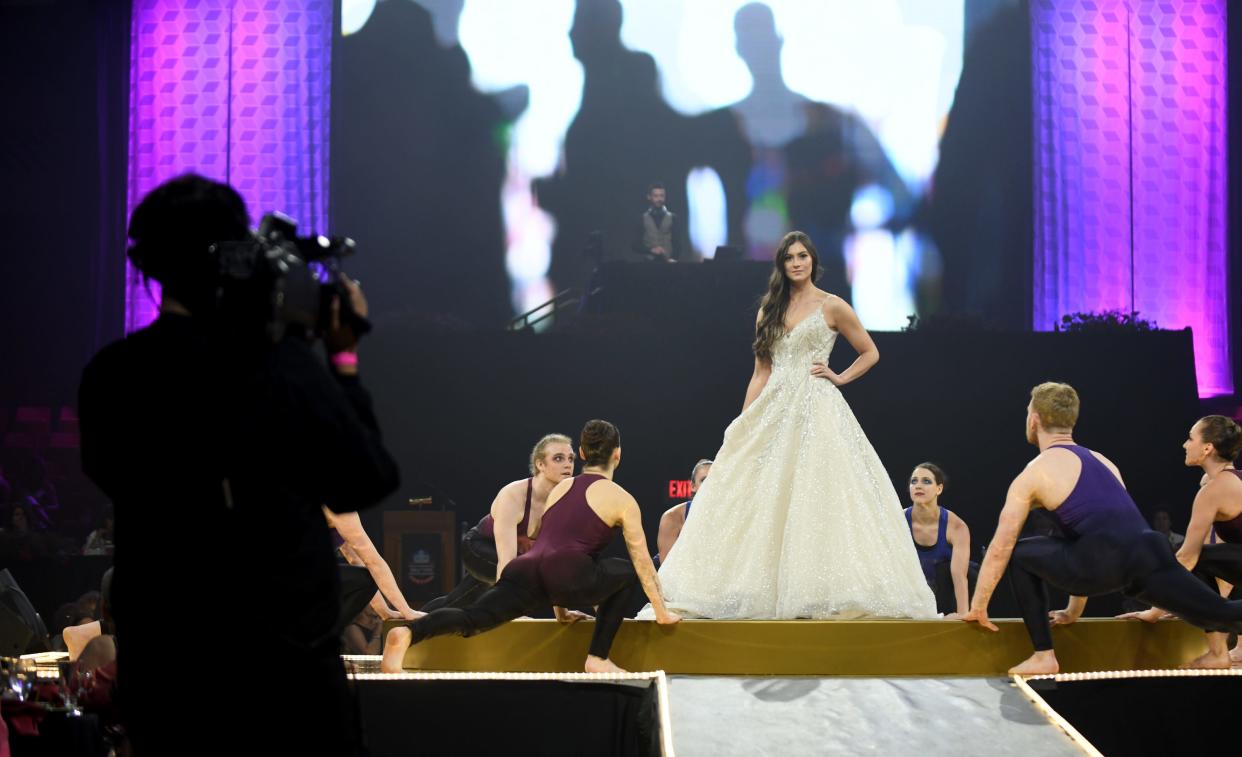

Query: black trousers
left=406, top=554, right=640, bottom=659
left=421, top=527, right=498, bottom=612
left=1192, top=543, right=1242, bottom=600
left=929, top=559, right=979, bottom=615
left=1010, top=530, right=1242, bottom=651
left=335, top=564, right=378, bottom=636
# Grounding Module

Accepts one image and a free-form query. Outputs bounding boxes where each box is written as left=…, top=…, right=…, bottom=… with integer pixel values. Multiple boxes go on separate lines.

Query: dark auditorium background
left=2, top=0, right=1241, bottom=621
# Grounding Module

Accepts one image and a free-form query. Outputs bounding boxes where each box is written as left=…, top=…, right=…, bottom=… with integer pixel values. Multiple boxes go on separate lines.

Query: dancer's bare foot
left=1009, top=651, right=1059, bottom=676
left=1181, top=650, right=1232, bottom=669
left=63, top=621, right=102, bottom=662
left=380, top=627, right=413, bottom=674
left=584, top=655, right=626, bottom=674
left=1229, top=645, right=1242, bottom=665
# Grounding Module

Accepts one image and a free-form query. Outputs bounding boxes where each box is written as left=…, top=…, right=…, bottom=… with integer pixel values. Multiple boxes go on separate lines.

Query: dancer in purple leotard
left=963, top=383, right=1242, bottom=675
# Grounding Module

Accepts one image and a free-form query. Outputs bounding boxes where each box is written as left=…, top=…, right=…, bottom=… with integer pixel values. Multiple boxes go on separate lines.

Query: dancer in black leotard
left=962, top=383, right=1242, bottom=675
left=1119, top=415, right=1242, bottom=668
left=421, top=434, right=579, bottom=614
left=382, top=420, right=681, bottom=673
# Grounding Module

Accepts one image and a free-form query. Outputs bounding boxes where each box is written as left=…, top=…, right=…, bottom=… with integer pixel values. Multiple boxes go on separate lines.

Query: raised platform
left=386, top=617, right=1207, bottom=675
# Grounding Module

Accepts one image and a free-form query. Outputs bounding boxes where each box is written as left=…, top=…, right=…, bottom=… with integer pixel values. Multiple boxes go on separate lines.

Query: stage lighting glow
left=457, top=0, right=581, bottom=315
left=1032, top=1, right=1231, bottom=397
left=341, top=0, right=377, bottom=36
left=354, top=0, right=964, bottom=328
left=686, top=166, right=727, bottom=259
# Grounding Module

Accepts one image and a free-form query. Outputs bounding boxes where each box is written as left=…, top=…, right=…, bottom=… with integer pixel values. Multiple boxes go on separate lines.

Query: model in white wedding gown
left=646, top=308, right=937, bottom=619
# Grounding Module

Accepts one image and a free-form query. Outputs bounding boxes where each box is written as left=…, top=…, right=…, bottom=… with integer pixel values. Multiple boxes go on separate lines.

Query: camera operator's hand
left=325, top=275, right=368, bottom=363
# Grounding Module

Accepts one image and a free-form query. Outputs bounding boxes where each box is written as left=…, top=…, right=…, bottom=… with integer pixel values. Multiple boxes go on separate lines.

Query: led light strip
left=349, top=669, right=664, bottom=682
left=1010, top=674, right=1102, bottom=757
left=1026, top=668, right=1242, bottom=682
left=343, top=662, right=677, bottom=756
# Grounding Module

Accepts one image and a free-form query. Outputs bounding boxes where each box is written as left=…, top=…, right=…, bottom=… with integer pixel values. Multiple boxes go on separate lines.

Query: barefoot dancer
left=962, top=383, right=1242, bottom=675
left=1118, top=416, right=1242, bottom=668
left=382, top=420, right=680, bottom=673
left=903, top=462, right=976, bottom=617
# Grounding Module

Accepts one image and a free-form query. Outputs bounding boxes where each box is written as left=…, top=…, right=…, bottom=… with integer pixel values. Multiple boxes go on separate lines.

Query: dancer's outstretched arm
left=963, top=468, right=1038, bottom=630
left=1178, top=486, right=1226, bottom=572
left=490, top=482, right=526, bottom=582
left=324, top=507, right=419, bottom=619
left=614, top=493, right=680, bottom=625
left=1050, top=595, right=1088, bottom=625
left=947, top=514, right=972, bottom=615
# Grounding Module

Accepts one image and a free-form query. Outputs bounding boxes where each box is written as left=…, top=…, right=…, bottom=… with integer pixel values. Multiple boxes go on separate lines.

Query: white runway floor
left=666, top=676, right=1083, bottom=756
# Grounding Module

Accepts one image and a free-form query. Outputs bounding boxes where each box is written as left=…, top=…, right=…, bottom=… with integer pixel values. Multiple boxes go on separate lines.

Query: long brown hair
left=753, top=231, right=820, bottom=363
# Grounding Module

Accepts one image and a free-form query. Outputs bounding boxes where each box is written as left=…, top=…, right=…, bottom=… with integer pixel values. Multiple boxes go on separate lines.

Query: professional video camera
left=210, top=213, right=368, bottom=344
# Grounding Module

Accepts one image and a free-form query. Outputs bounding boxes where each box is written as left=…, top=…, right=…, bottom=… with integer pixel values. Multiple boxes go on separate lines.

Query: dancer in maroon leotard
left=382, top=420, right=680, bottom=673
left=1119, top=415, right=1242, bottom=668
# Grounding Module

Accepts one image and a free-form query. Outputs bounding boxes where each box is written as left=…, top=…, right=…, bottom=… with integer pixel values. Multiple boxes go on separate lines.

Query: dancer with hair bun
left=1118, top=415, right=1242, bottom=668
left=382, top=420, right=680, bottom=674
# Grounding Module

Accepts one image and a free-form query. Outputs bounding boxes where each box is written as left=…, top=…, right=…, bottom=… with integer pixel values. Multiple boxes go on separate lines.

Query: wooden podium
left=382, top=508, right=457, bottom=609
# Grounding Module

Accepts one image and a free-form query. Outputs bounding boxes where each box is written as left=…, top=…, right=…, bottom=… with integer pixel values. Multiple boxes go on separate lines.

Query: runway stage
left=382, top=617, right=1206, bottom=676
left=358, top=620, right=1227, bottom=755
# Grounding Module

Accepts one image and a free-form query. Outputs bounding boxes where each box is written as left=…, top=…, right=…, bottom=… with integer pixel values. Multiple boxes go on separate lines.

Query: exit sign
left=667, top=479, right=693, bottom=500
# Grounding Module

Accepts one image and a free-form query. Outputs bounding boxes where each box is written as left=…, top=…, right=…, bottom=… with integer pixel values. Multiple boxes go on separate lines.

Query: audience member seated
left=0, top=462, right=11, bottom=504
left=63, top=569, right=115, bottom=663
left=1120, top=415, right=1242, bottom=668
left=1151, top=508, right=1185, bottom=549
left=1, top=502, right=50, bottom=560
left=82, top=508, right=115, bottom=555
left=9, top=452, right=60, bottom=530
left=657, top=459, right=712, bottom=564
left=77, top=634, right=117, bottom=675
left=50, top=602, right=93, bottom=652
left=903, top=462, right=976, bottom=617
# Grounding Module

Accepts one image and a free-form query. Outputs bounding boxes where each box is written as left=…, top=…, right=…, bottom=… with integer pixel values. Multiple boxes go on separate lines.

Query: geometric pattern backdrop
left=1031, top=0, right=1231, bottom=396
left=126, top=0, right=333, bottom=332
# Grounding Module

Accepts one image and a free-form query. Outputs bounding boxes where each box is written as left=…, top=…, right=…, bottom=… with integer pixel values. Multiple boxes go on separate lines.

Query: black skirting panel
left=354, top=678, right=661, bottom=757
left=1030, top=675, right=1242, bottom=754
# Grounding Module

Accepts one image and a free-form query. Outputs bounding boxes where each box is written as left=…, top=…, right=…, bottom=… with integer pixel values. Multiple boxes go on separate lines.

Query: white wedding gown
left=647, top=310, right=937, bottom=619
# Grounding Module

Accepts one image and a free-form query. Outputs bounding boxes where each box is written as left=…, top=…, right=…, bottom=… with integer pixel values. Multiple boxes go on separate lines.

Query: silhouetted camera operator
left=79, top=175, right=398, bottom=755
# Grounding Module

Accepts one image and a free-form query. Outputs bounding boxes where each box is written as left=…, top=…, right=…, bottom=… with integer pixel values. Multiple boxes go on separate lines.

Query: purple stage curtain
left=125, top=0, right=332, bottom=332
left=1031, top=1, right=1230, bottom=396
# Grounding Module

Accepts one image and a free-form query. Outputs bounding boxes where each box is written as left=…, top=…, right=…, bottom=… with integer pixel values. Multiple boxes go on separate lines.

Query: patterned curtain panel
left=1031, top=1, right=1230, bottom=396
left=126, top=0, right=333, bottom=332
